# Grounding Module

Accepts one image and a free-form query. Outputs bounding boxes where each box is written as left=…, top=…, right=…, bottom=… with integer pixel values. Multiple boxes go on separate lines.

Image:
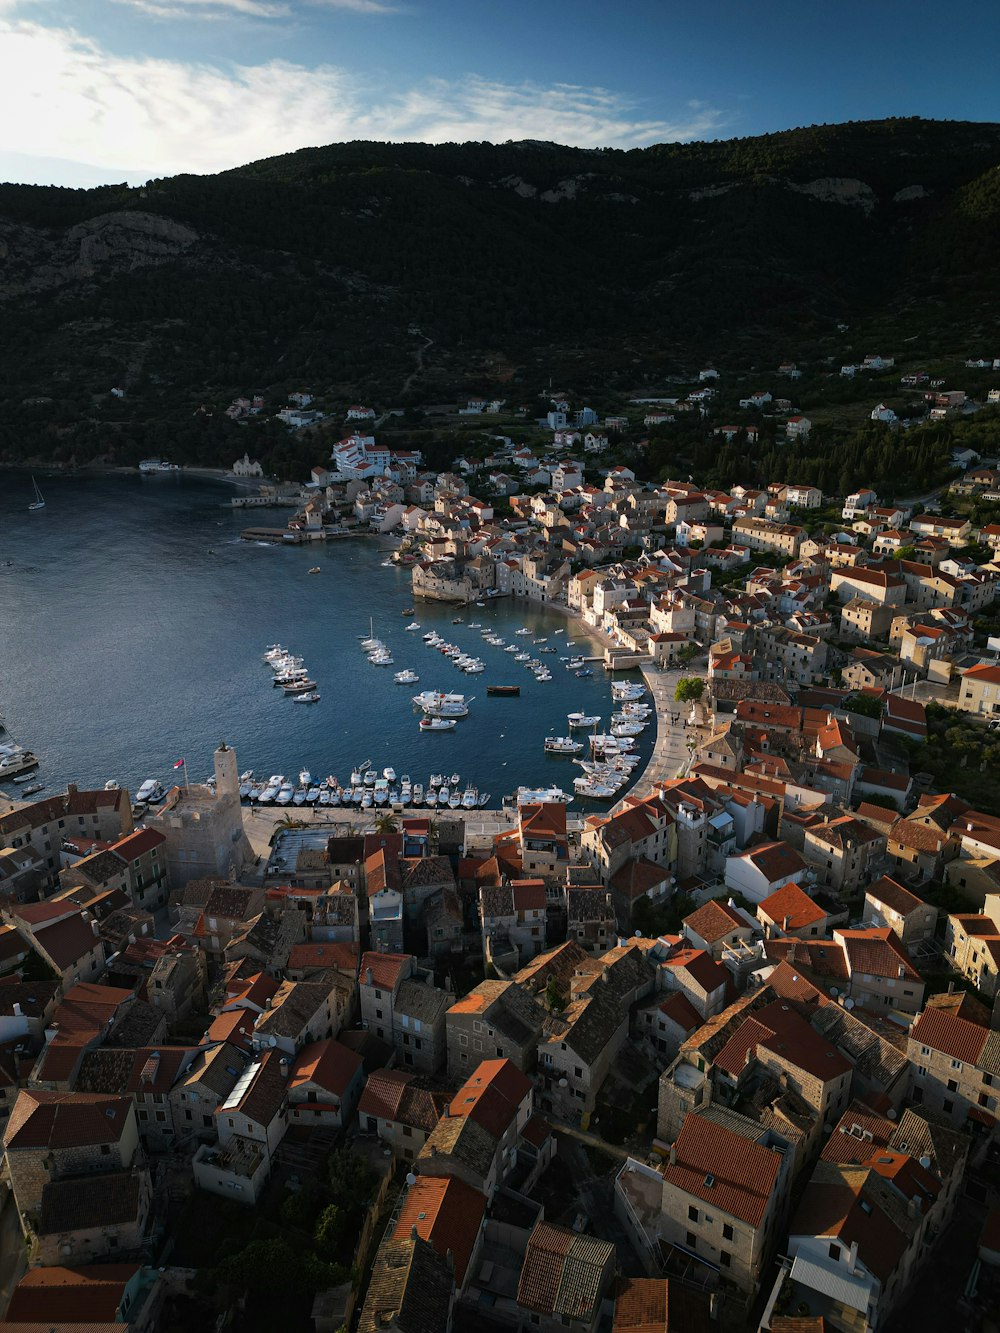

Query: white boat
left=138, top=458, right=180, bottom=473
left=429, top=773, right=443, bottom=788
left=283, top=678, right=317, bottom=694
left=400, top=780, right=412, bottom=804
left=405, top=622, right=421, bottom=631
left=462, top=787, right=478, bottom=809
left=463, top=662, right=485, bottom=674
left=515, top=785, right=571, bottom=805
left=424, top=789, right=438, bottom=806
left=28, top=477, right=45, bottom=512
left=545, top=736, right=583, bottom=755
left=448, top=792, right=461, bottom=809
left=299, top=769, right=312, bottom=788
left=438, top=785, right=450, bottom=803
left=568, top=713, right=601, bottom=729
left=612, top=682, right=647, bottom=701
left=369, top=651, right=394, bottom=666
left=135, top=779, right=165, bottom=804
left=318, top=790, right=332, bottom=806
left=364, top=769, right=378, bottom=785
left=306, top=786, right=321, bottom=803
left=292, top=787, right=308, bottom=806
left=374, top=779, right=390, bottom=805
left=394, top=669, right=420, bottom=684
left=411, top=782, right=423, bottom=804
left=104, top=779, right=120, bottom=791
left=293, top=691, right=321, bottom=703
left=361, top=790, right=374, bottom=808
left=275, top=782, right=294, bottom=805
left=239, top=780, right=252, bottom=798
left=383, top=766, right=397, bottom=782
left=449, top=772, right=460, bottom=787
left=515, top=627, right=531, bottom=636
left=469, top=622, right=482, bottom=629
left=515, top=652, right=530, bottom=662
left=421, top=717, right=456, bottom=731
left=573, top=776, right=619, bottom=799
left=612, top=722, right=645, bottom=737
left=412, top=690, right=471, bottom=717
left=478, top=792, right=490, bottom=806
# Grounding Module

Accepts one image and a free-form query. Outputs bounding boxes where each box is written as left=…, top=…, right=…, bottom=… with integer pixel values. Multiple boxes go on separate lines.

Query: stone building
left=147, top=744, right=253, bottom=891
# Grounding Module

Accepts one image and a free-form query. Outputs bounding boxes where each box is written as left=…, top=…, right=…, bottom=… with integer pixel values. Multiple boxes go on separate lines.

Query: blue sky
left=1, top=0, right=998, bottom=186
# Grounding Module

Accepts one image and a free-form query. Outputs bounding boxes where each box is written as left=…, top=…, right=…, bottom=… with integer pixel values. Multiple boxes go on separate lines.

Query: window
left=720, top=1251, right=731, bottom=1268
left=986, top=1074, right=994, bottom=1088
left=943, top=1099, right=954, bottom=1114
left=403, top=1125, right=412, bottom=1137
left=100, top=1144, right=111, bottom=1155
left=947, top=1079, right=958, bottom=1093
left=952, top=1059, right=963, bottom=1070
left=723, top=1224, right=734, bottom=1242
left=980, top=1093, right=991, bottom=1108
left=829, top=1242, right=840, bottom=1262
left=688, top=1205, right=699, bottom=1222
left=686, top=1233, right=697, bottom=1250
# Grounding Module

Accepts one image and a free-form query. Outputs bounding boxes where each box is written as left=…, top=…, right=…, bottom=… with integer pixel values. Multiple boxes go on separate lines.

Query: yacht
left=283, top=678, right=317, bottom=693
left=400, top=778, right=412, bottom=804
left=612, top=682, right=647, bottom=701
left=612, top=722, right=646, bottom=737
left=374, top=779, right=390, bottom=805
left=514, top=785, right=571, bottom=805
left=135, top=779, right=165, bottom=804
left=461, top=787, right=478, bottom=809
left=28, top=478, right=45, bottom=512
left=292, top=691, right=321, bottom=703
left=412, top=691, right=471, bottom=717
left=383, top=766, right=397, bottom=782
left=545, top=736, right=583, bottom=755
left=411, top=782, right=424, bottom=805
left=275, top=781, right=295, bottom=805
left=394, top=669, right=419, bottom=684
left=567, top=713, right=601, bottom=729
left=449, top=772, right=460, bottom=788
left=0, top=748, right=39, bottom=779
left=463, top=661, right=485, bottom=674
left=420, top=717, right=456, bottom=731
left=369, top=650, right=394, bottom=666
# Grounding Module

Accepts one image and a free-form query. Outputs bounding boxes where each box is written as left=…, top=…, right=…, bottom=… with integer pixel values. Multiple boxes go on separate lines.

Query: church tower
left=213, top=742, right=239, bottom=800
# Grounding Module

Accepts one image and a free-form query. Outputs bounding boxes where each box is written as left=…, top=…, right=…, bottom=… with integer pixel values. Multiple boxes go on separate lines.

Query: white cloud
left=0, top=15, right=725, bottom=184
left=111, top=0, right=291, bottom=18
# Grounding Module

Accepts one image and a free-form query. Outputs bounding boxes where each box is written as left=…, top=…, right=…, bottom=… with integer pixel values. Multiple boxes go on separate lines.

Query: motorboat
left=567, top=713, right=601, bottom=729
left=394, top=669, right=420, bottom=684
left=383, top=766, right=397, bottom=782
left=515, top=627, right=531, bottom=636
left=306, top=786, right=322, bottom=803
left=259, top=775, right=283, bottom=803
left=364, top=769, right=378, bottom=785
left=412, top=782, right=424, bottom=804
left=20, top=782, right=43, bottom=795
left=274, top=668, right=309, bottom=685
left=478, top=792, right=490, bottom=806
left=488, top=684, right=521, bottom=695
left=469, top=622, right=482, bottom=629
left=292, top=786, right=308, bottom=806
left=429, top=774, right=443, bottom=789
left=448, top=792, right=461, bottom=809
left=573, top=776, right=620, bottom=799
left=239, top=779, right=253, bottom=798
left=463, top=662, right=485, bottom=674
left=293, top=691, right=321, bottom=703
left=461, top=787, right=478, bottom=809
left=420, top=717, right=456, bottom=731
left=369, top=651, right=394, bottom=666
left=612, top=682, right=647, bottom=701
left=361, top=789, right=374, bottom=808
left=299, top=769, right=313, bottom=788
left=515, top=652, right=530, bottom=662
left=135, top=779, right=165, bottom=804
left=575, top=668, right=594, bottom=678
left=545, top=736, right=583, bottom=755
left=248, top=784, right=264, bottom=802
left=405, top=622, right=421, bottom=631
left=275, top=781, right=295, bottom=805
left=412, top=690, right=471, bottom=717
left=505, top=644, right=518, bottom=653
left=514, top=785, right=571, bottom=805
left=425, top=790, right=438, bottom=807
left=449, top=773, right=460, bottom=788
left=612, top=722, right=646, bottom=737
left=104, top=779, right=120, bottom=791
left=283, top=678, right=318, bottom=693
left=400, top=779, right=412, bottom=804
left=389, top=788, right=401, bottom=804
left=438, top=785, right=450, bottom=803
left=532, top=638, right=547, bottom=645
left=374, top=779, right=390, bottom=805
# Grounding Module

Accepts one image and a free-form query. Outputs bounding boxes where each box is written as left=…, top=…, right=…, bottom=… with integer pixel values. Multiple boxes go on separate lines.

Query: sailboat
left=28, top=478, right=45, bottom=512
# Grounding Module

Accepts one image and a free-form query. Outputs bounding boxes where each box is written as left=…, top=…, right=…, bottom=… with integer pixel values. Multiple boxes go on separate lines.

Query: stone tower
left=213, top=742, right=239, bottom=800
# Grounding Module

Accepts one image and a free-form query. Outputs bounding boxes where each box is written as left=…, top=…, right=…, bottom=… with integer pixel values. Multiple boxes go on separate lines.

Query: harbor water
left=0, top=471, right=653, bottom=805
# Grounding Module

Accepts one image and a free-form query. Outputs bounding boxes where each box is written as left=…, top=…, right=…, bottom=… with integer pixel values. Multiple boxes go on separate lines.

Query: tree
left=677, top=644, right=700, bottom=664
left=674, top=677, right=704, bottom=703
left=545, top=975, right=567, bottom=1012
left=844, top=693, right=883, bottom=719
left=373, top=812, right=398, bottom=835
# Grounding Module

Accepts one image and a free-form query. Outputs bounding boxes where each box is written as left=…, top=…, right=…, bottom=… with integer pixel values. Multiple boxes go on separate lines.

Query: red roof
left=358, top=1068, right=413, bottom=1123
left=5, top=1091, right=132, bottom=1150
left=287, top=941, right=358, bottom=974
left=758, top=882, right=828, bottom=931
left=910, top=1006, right=988, bottom=1064
left=391, top=1175, right=486, bottom=1283
left=683, top=899, right=748, bottom=945
left=663, top=1114, right=782, bottom=1226
left=451, top=1057, right=532, bottom=1136
left=360, top=951, right=411, bottom=991
left=290, top=1039, right=363, bottom=1099
left=5, top=1264, right=139, bottom=1324
left=111, top=827, right=165, bottom=860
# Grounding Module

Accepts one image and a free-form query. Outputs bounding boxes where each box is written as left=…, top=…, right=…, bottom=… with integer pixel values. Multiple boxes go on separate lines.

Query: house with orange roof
left=288, top=1038, right=365, bottom=1129
left=4, top=1262, right=151, bottom=1326
left=657, top=1110, right=792, bottom=1294
left=724, top=841, right=808, bottom=905
left=943, top=911, right=1000, bottom=998
left=757, top=882, right=831, bottom=939
left=359, top=951, right=452, bottom=1073
left=3, top=1090, right=140, bottom=1222
left=357, top=1067, right=450, bottom=1162
left=581, top=795, right=676, bottom=892
left=445, top=980, right=548, bottom=1079
left=612, top=1276, right=713, bottom=1332
left=908, top=1004, right=998, bottom=1134
left=801, top=816, right=885, bottom=894
left=863, top=877, right=937, bottom=953
left=516, top=802, right=569, bottom=876
left=682, top=898, right=758, bottom=959
left=832, top=927, right=925, bottom=1015
left=391, top=1173, right=487, bottom=1290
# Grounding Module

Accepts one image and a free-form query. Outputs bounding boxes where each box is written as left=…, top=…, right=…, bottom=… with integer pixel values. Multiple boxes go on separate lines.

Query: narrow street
left=0, top=1187, right=25, bottom=1316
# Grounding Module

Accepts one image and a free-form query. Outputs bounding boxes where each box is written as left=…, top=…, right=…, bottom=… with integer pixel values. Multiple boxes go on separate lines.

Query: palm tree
left=373, top=812, right=398, bottom=835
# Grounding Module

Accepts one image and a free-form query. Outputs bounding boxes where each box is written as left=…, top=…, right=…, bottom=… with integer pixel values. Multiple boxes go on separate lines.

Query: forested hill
left=1, top=117, right=1000, bottom=468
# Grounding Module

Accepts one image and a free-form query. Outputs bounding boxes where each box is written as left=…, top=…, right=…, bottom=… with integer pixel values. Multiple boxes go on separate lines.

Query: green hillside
left=1, top=117, right=999, bottom=473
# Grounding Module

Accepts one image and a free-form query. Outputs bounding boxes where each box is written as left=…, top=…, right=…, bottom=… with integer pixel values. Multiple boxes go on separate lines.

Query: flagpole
left=183, top=759, right=190, bottom=793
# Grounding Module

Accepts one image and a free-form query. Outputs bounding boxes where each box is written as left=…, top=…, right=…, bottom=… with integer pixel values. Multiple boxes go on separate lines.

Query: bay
left=0, top=471, right=653, bottom=805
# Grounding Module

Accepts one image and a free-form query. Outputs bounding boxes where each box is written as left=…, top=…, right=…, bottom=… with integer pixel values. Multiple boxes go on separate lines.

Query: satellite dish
left=887, top=1108, right=897, bottom=1120
left=844, top=998, right=855, bottom=1010
left=919, top=1156, right=931, bottom=1170
left=269, top=1036, right=278, bottom=1047
left=830, top=987, right=839, bottom=998
left=405, top=1172, right=417, bottom=1186
left=558, top=1078, right=569, bottom=1088
left=634, top=930, right=642, bottom=937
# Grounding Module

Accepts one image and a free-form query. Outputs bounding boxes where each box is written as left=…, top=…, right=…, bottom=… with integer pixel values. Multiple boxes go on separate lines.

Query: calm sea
left=0, top=471, right=652, bottom=806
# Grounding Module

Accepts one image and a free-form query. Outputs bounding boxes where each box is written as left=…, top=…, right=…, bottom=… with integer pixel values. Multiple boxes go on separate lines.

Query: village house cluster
left=7, top=373, right=1000, bottom=1328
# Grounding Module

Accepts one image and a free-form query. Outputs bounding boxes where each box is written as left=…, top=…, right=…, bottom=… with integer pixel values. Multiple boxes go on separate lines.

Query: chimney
left=280, top=1058, right=289, bottom=1078
left=907, top=1196, right=921, bottom=1219
left=782, top=916, right=790, bottom=933
left=366, top=967, right=373, bottom=985
left=668, top=1142, right=677, bottom=1166
left=410, top=1224, right=418, bottom=1240
left=848, top=1239, right=859, bottom=1272
left=12, top=1002, right=21, bottom=1018
left=898, top=965, right=905, bottom=980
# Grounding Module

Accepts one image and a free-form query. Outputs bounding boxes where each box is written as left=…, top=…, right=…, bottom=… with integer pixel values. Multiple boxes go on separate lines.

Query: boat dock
left=240, top=527, right=305, bottom=544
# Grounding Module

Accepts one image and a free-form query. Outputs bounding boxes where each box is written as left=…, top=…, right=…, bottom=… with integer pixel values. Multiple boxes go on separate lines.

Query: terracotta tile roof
left=821, top=1104, right=896, bottom=1164
left=736, top=840, right=807, bottom=883
left=663, top=946, right=729, bottom=996
left=865, top=876, right=925, bottom=917
left=765, top=960, right=825, bottom=1004
left=450, top=1058, right=531, bottom=1136
left=520, top=1114, right=553, bottom=1149
left=111, top=828, right=165, bottom=860
left=290, top=1039, right=363, bottom=1099
left=39, top=1170, right=144, bottom=1236
left=888, top=820, right=947, bottom=853
left=31, top=913, right=101, bottom=971
left=758, top=883, right=828, bottom=931
left=519, top=803, right=568, bottom=839
left=658, top=991, right=702, bottom=1033
left=206, top=1008, right=256, bottom=1053
left=609, top=856, right=672, bottom=900
left=5, top=1265, right=140, bottom=1325
left=4, top=1090, right=132, bottom=1150
left=75, top=1045, right=189, bottom=1097
left=287, top=940, right=358, bottom=974
left=910, top=1006, right=988, bottom=1064
left=662, top=1113, right=783, bottom=1227
left=359, top=1068, right=413, bottom=1123
left=683, top=899, right=749, bottom=945
left=517, top=1221, right=615, bottom=1319
left=612, top=1276, right=712, bottom=1333
left=836, top=927, right=922, bottom=983
left=391, top=1175, right=486, bottom=1283
left=790, top=1161, right=915, bottom=1283
left=360, top=951, right=412, bottom=992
